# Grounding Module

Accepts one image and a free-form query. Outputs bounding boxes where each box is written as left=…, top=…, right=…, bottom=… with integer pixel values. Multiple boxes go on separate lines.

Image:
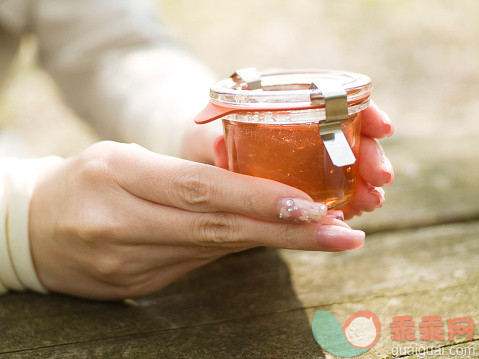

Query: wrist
left=28, top=157, right=66, bottom=293
left=0, top=156, right=62, bottom=294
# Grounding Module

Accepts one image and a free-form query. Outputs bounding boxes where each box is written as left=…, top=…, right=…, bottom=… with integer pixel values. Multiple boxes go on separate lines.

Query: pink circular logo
left=342, top=311, right=381, bottom=349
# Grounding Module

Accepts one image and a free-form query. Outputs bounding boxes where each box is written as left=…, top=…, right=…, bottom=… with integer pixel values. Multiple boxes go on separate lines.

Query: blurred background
left=0, top=0, right=478, bottom=231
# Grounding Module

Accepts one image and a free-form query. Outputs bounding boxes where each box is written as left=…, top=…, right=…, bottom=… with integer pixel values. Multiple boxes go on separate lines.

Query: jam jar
left=194, top=68, right=371, bottom=208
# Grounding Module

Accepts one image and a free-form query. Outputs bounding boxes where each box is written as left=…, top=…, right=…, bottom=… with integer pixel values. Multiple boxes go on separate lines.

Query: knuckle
left=77, top=142, right=120, bottom=181
left=79, top=215, right=121, bottom=243
left=83, top=141, right=119, bottom=162
left=90, top=251, right=147, bottom=288
left=194, top=213, right=236, bottom=246
left=174, top=165, right=213, bottom=207
left=243, top=191, right=263, bottom=214
left=276, top=224, right=296, bottom=249
left=93, top=254, right=126, bottom=278
left=57, top=211, right=122, bottom=247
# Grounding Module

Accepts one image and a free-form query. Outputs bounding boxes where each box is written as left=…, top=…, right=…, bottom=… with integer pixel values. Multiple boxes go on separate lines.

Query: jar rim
left=210, top=69, right=372, bottom=109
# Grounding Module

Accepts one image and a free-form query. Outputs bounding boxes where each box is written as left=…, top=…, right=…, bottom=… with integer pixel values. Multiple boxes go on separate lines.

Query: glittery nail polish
left=278, top=198, right=327, bottom=223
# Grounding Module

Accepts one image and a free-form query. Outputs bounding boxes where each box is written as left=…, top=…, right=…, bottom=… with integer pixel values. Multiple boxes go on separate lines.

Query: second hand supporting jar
left=194, top=68, right=372, bottom=208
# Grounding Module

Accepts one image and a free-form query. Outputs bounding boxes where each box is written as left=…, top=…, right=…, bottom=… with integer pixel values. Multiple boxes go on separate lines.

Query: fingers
left=115, top=145, right=329, bottom=224
left=116, top=196, right=363, bottom=252
left=360, top=101, right=394, bottom=139
left=341, top=103, right=393, bottom=218
left=341, top=136, right=392, bottom=219
left=340, top=179, right=385, bottom=219
left=191, top=215, right=362, bottom=252
left=358, top=136, right=394, bottom=187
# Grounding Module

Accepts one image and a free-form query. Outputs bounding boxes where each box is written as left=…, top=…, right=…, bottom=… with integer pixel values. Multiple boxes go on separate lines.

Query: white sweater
left=0, top=0, right=215, bottom=294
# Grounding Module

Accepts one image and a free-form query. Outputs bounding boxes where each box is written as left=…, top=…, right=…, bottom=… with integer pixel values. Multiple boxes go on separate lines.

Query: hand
left=180, top=120, right=223, bottom=164
left=214, top=101, right=394, bottom=220
left=29, top=141, right=364, bottom=300
left=338, top=102, right=394, bottom=219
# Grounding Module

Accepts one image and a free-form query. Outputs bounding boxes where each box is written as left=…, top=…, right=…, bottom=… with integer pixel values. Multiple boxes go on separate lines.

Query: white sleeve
left=32, top=0, right=216, bottom=157
left=0, top=156, right=62, bottom=294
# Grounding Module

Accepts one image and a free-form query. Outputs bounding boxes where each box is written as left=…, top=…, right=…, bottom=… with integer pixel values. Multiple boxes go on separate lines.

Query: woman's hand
left=214, top=102, right=394, bottom=220
left=29, top=141, right=364, bottom=300
left=180, top=120, right=223, bottom=164
left=338, top=102, right=394, bottom=219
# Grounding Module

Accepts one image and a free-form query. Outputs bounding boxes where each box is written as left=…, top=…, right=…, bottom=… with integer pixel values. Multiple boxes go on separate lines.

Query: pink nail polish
left=352, top=241, right=365, bottom=250
left=326, top=210, right=345, bottom=221
left=381, top=156, right=394, bottom=186
left=316, top=226, right=365, bottom=251
left=368, top=186, right=385, bottom=207
left=382, top=112, right=394, bottom=137
left=278, top=198, right=327, bottom=223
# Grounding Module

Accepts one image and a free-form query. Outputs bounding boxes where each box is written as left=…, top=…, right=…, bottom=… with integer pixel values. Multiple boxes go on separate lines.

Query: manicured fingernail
left=317, top=226, right=365, bottom=251
left=368, top=186, right=385, bottom=208
left=326, top=210, right=345, bottom=221
left=278, top=198, right=327, bottom=223
left=352, top=241, right=365, bottom=250
left=381, top=156, right=394, bottom=186
left=382, top=111, right=394, bottom=137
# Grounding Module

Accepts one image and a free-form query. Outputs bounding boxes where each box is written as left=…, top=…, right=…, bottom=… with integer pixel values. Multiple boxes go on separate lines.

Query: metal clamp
left=310, top=81, right=356, bottom=167
left=231, top=67, right=262, bottom=90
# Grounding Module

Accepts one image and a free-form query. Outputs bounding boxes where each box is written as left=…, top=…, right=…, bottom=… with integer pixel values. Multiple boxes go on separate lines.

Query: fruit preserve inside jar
left=223, top=112, right=361, bottom=208
left=195, top=69, right=371, bottom=208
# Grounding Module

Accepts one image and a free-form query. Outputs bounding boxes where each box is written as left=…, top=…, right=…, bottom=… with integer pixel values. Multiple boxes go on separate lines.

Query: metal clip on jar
left=194, top=68, right=372, bottom=208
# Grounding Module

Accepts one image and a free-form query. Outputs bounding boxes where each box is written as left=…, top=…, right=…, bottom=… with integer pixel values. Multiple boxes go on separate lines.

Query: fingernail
left=326, top=210, right=344, bottom=221
left=278, top=198, right=327, bottom=223
left=352, top=241, right=365, bottom=250
left=368, top=186, right=385, bottom=208
left=317, top=226, right=365, bottom=251
left=382, top=111, right=394, bottom=137
left=381, top=156, right=394, bottom=186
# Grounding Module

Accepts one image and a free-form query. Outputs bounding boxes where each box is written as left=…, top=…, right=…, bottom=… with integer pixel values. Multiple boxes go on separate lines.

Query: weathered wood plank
left=1, top=221, right=478, bottom=355
left=3, top=284, right=477, bottom=358
left=0, top=308, right=320, bottom=359
left=281, top=221, right=479, bottom=308
left=350, top=134, right=479, bottom=233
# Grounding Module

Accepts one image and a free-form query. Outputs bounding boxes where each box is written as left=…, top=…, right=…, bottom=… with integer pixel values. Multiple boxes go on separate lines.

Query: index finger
left=115, top=144, right=328, bottom=224
left=360, top=101, right=394, bottom=139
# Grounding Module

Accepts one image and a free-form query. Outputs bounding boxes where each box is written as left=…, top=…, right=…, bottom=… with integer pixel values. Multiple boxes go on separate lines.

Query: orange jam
left=223, top=112, right=361, bottom=208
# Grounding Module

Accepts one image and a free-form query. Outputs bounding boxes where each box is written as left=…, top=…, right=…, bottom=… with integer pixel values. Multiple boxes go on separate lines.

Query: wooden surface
left=1, top=134, right=479, bottom=358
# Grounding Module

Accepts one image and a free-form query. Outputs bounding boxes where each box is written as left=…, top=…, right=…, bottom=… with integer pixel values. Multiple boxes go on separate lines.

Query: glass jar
left=194, top=69, right=371, bottom=208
